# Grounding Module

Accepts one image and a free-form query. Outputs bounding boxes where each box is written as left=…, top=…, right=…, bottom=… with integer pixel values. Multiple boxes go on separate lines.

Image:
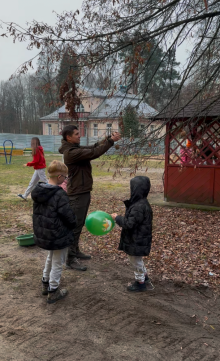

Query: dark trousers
left=68, top=192, right=91, bottom=261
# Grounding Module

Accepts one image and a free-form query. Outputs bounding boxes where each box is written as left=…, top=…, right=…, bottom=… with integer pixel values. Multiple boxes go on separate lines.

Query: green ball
left=85, top=211, right=115, bottom=236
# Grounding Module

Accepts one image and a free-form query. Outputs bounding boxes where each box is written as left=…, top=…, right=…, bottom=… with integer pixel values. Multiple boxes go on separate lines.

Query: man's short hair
left=48, top=160, right=68, bottom=176
left=62, top=125, right=78, bottom=141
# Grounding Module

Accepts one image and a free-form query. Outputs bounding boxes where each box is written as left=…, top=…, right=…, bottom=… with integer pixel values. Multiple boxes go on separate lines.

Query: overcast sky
left=0, top=0, right=192, bottom=82
left=0, top=0, right=83, bottom=81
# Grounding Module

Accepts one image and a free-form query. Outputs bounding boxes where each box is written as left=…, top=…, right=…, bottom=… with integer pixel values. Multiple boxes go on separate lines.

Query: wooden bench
left=23, top=148, right=32, bottom=156
left=0, top=148, right=12, bottom=156
left=0, top=148, right=24, bottom=156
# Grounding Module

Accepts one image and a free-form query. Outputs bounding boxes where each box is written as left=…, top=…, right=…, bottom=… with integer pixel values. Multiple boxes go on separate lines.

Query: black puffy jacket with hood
left=31, top=183, right=77, bottom=250
left=115, top=176, right=153, bottom=257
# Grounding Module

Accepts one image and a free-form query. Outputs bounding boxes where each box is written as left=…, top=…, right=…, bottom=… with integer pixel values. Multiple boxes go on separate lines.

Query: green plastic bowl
left=16, top=234, right=35, bottom=246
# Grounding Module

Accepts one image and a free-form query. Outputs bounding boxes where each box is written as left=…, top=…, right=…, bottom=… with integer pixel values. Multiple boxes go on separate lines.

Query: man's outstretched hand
left=111, top=132, right=121, bottom=142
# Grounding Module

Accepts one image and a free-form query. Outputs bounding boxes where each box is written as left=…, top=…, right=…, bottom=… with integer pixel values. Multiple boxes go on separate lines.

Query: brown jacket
left=59, top=138, right=114, bottom=196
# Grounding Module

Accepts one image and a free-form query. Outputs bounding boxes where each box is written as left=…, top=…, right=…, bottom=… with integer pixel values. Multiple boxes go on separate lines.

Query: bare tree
left=0, top=74, right=54, bottom=134
left=0, top=0, right=220, bottom=162
left=1, top=0, right=219, bottom=106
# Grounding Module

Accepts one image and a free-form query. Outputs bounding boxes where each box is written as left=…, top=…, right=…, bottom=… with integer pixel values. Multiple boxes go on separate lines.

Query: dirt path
left=0, top=241, right=219, bottom=361
left=0, top=159, right=219, bottom=360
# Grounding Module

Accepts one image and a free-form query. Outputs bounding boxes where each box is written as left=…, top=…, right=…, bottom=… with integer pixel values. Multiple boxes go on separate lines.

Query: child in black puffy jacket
left=111, top=176, right=154, bottom=292
left=32, top=160, right=76, bottom=304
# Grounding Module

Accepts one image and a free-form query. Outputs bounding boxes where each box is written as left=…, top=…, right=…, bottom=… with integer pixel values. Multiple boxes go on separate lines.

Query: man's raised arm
left=67, top=132, right=120, bottom=163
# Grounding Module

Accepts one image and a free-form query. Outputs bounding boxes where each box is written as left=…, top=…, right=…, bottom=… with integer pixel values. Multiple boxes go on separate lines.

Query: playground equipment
left=0, top=140, right=13, bottom=164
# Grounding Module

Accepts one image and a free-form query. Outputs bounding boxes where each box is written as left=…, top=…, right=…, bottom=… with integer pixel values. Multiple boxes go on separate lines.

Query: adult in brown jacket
left=59, top=125, right=121, bottom=271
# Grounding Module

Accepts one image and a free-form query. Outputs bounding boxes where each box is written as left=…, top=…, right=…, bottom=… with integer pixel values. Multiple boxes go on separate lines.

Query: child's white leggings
left=23, top=168, right=47, bottom=199
left=128, top=255, right=147, bottom=283
left=43, top=248, right=67, bottom=290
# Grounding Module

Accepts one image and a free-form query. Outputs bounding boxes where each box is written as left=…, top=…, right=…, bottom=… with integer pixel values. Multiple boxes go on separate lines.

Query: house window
left=48, top=124, right=52, bottom=135
left=106, top=123, right=112, bottom=136
left=84, top=124, right=87, bottom=137
left=93, top=124, right=98, bottom=136
left=150, top=125, right=155, bottom=132
left=76, top=103, right=85, bottom=112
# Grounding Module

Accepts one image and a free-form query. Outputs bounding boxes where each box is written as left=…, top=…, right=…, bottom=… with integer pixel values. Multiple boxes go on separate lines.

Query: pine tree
left=120, top=37, right=180, bottom=110
left=57, top=50, right=80, bottom=91
left=140, top=42, right=180, bottom=110
left=36, top=52, right=58, bottom=111
left=122, top=105, right=139, bottom=138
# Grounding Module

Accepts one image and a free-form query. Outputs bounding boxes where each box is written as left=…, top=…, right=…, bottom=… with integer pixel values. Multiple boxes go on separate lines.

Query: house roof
left=40, top=87, right=158, bottom=121
left=154, top=97, right=220, bottom=120
left=40, top=105, right=65, bottom=121
left=89, top=94, right=157, bottom=119
left=81, top=86, right=144, bottom=100
left=86, top=87, right=158, bottom=118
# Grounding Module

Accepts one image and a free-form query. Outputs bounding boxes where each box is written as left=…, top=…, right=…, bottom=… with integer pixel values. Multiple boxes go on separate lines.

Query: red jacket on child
left=26, top=146, right=46, bottom=169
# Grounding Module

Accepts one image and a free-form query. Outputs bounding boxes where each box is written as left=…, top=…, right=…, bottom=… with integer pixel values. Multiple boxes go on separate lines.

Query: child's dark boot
left=42, top=278, right=49, bottom=295
left=127, top=281, right=146, bottom=292
left=47, top=287, right=68, bottom=304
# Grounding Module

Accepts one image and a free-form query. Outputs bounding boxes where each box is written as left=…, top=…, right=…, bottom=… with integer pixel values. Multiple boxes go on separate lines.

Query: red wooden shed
left=156, top=98, right=220, bottom=206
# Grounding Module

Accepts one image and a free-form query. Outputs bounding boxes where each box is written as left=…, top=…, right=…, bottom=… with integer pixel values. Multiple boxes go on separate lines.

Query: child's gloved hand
left=111, top=213, right=118, bottom=220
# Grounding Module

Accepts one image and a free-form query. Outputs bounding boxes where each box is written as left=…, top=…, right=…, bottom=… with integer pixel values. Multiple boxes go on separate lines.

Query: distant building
left=40, top=86, right=164, bottom=138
